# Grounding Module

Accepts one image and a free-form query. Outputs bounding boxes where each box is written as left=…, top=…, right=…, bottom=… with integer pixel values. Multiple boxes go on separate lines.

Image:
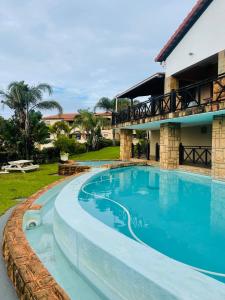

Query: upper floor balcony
left=112, top=72, right=225, bottom=127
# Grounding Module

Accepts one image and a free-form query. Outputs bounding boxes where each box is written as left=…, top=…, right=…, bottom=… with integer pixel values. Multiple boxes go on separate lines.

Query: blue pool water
left=77, top=160, right=119, bottom=167
left=78, top=166, right=225, bottom=282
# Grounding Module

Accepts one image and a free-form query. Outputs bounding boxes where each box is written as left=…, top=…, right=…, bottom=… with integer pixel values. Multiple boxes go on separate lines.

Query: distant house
left=113, top=0, right=225, bottom=180
left=42, top=112, right=116, bottom=148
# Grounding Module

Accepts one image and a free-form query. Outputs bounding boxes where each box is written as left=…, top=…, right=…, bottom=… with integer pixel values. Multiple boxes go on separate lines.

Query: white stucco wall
left=165, top=0, right=225, bottom=76
left=149, top=126, right=211, bottom=159
left=181, top=125, right=212, bottom=146
left=150, top=130, right=160, bottom=157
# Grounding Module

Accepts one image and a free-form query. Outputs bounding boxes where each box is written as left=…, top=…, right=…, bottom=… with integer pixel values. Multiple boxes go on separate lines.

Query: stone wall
left=120, top=129, right=132, bottom=160
left=160, top=123, right=181, bottom=169
left=164, top=76, right=179, bottom=94
left=2, top=178, right=71, bottom=300
left=212, top=115, right=225, bottom=180
left=58, top=164, right=90, bottom=176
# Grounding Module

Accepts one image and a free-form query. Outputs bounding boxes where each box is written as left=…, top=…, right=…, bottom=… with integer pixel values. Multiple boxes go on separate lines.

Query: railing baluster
left=179, top=143, right=184, bottom=165
left=156, top=143, right=160, bottom=161
left=146, top=142, right=150, bottom=160
left=131, top=143, right=134, bottom=158
left=137, top=143, right=141, bottom=159
left=193, top=148, right=196, bottom=164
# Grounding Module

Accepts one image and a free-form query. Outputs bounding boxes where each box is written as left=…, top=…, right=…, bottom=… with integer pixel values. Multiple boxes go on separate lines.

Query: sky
left=0, top=0, right=196, bottom=118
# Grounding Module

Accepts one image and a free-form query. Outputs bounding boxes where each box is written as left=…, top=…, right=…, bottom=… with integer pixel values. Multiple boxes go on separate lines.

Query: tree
left=73, top=109, right=107, bottom=151
left=94, top=97, right=114, bottom=112
left=95, top=97, right=139, bottom=146
left=94, top=97, right=139, bottom=112
left=54, top=135, right=77, bottom=155
left=0, top=112, right=50, bottom=157
left=0, top=81, right=62, bottom=158
left=49, top=121, right=71, bottom=138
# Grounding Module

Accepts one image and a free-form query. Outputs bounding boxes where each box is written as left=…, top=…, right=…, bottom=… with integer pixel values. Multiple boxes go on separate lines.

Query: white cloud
left=0, top=0, right=196, bottom=117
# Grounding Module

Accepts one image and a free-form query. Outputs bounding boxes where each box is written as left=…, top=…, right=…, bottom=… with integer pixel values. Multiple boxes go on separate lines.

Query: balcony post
left=170, top=89, right=177, bottom=112
left=160, top=123, right=181, bottom=169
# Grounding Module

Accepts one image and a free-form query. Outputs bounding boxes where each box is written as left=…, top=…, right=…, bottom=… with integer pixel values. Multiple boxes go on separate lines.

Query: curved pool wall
left=24, top=178, right=106, bottom=300
left=54, top=168, right=225, bottom=300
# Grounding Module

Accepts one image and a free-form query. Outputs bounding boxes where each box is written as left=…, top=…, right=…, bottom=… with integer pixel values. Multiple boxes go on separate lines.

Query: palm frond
left=36, top=100, right=63, bottom=114
left=36, top=83, right=53, bottom=95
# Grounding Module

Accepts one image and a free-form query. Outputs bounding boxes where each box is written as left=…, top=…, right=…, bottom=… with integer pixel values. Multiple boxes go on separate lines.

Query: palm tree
left=73, top=109, right=107, bottom=151
left=50, top=121, right=71, bottom=138
left=95, top=97, right=139, bottom=146
left=0, top=81, right=62, bottom=158
left=94, top=97, right=114, bottom=112
left=95, top=97, right=139, bottom=113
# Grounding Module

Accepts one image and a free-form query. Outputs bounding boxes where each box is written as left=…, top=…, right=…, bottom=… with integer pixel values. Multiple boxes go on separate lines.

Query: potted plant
left=54, top=135, right=76, bottom=162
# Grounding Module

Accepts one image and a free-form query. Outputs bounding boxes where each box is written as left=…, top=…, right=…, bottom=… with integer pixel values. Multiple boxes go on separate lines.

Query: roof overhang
left=116, top=72, right=165, bottom=99
left=155, top=0, right=214, bottom=63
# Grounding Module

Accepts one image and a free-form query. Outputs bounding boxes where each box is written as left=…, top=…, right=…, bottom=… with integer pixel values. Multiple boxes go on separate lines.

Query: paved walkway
left=0, top=208, right=18, bottom=300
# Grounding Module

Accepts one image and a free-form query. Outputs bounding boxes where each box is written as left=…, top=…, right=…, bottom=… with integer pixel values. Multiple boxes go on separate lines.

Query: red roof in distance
left=43, top=112, right=112, bottom=122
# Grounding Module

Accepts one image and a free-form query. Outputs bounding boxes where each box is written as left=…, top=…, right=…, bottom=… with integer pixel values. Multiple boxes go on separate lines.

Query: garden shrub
left=98, top=138, right=113, bottom=149
left=74, top=143, right=87, bottom=154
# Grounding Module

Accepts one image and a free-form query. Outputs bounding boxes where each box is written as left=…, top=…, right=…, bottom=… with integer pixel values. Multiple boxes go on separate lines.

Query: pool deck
left=0, top=208, right=18, bottom=300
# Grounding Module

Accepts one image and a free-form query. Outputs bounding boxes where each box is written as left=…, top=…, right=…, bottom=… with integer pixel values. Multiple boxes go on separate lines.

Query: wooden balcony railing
left=112, top=73, right=225, bottom=125
left=179, top=144, right=212, bottom=167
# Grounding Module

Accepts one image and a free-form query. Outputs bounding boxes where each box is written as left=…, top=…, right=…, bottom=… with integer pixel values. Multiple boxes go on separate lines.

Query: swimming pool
left=24, top=166, right=225, bottom=300
left=77, top=160, right=119, bottom=167
left=79, top=166, right=225, bottom=282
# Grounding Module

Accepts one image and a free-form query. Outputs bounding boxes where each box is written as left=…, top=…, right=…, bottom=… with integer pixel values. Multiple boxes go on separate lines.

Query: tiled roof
left=43, top=112, right=112, bottom=121
left=43, top=113, right=78, bottom=121
left=155, top=0, right=214, bottom=62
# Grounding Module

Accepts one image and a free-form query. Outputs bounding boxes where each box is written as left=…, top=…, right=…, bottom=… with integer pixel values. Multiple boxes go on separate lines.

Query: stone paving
left=0, top=208, right=18, bottom=300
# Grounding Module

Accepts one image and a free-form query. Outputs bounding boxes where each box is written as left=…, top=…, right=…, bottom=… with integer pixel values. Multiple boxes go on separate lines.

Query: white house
left=113, top=0, right=225, bottom=180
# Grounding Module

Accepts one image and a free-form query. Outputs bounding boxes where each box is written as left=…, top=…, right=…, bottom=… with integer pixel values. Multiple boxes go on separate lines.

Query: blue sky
left=0, top=0, right=196, bottom=118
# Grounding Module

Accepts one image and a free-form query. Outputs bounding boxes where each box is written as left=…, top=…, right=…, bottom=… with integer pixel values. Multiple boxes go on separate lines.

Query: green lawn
left=0, top=163, right=64, bottom=215
left=0, top=146, right=120, bottom=215
left=71, top=146, right=120, bottom=161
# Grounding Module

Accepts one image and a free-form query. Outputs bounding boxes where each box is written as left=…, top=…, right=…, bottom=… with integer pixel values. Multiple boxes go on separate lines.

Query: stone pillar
left=212, top=115, right=225, bottom=180
left=213, top=50, right=225, bottom=103
left=160, top=123, right=181, bottom=170
left=164, top=76, right=179, bottom=94
left=218, top=50, right=225, bottom=75
left=120, top=129, right=132, bottom=161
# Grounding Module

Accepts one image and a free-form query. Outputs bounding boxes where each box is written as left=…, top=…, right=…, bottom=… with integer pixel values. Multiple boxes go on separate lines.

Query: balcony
left=112, top=73, right=225, bottom=126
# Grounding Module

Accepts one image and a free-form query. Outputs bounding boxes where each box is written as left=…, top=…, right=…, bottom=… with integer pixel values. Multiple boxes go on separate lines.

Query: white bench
left=2, top=160, right=39, bottom=173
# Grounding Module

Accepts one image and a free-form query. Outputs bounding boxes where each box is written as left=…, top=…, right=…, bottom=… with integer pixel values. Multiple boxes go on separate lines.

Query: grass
left=0, top=146, right=120, bottom=215
left=0, top=163, right=64, bottom=215
left=71, top=146, right=120, bottom=161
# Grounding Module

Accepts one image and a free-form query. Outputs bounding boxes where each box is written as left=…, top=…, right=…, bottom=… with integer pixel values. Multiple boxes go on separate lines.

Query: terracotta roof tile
left=43, top=112, right=112, bottom=121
